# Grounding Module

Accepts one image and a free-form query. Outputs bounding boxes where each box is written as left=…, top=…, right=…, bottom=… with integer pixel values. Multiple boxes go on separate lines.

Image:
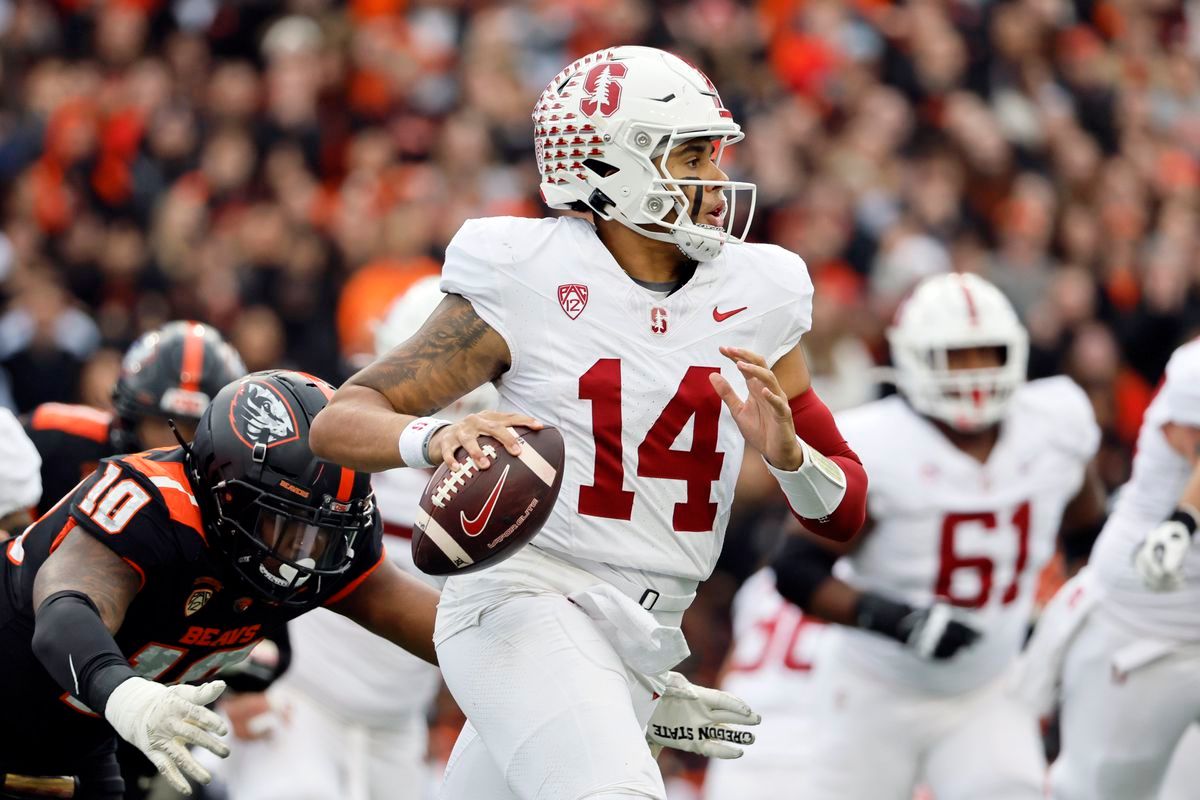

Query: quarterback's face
left=662, top=138, right=729, bottom=228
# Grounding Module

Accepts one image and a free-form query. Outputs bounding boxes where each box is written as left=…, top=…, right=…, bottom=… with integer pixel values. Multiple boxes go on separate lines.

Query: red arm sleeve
left=783, top=388, right=868, bottom=542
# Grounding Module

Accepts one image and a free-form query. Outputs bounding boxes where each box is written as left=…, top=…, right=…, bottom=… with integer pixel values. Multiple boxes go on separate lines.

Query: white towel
left=568, top=583, right=691, bottom=677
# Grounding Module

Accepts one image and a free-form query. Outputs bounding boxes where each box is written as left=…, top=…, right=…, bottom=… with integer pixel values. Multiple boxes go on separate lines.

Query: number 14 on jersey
left=578, top=358, right=726, bottom=532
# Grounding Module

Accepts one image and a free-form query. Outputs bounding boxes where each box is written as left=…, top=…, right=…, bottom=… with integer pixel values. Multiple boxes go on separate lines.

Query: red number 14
left=578, top=359, right=725, bottom=532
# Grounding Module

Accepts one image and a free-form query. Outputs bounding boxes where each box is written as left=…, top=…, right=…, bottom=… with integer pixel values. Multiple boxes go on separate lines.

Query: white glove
left=645, top=672, right=760, bottom=759
left=104, top=678, right=230, bottom=795
left=1135, top=520, right=1193, bottom=591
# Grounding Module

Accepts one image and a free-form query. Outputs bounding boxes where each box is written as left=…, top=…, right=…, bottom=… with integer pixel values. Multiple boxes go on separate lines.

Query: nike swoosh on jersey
left=713, top=306, right=748, bottom=322
left=460, top=464, right=510, bottom=537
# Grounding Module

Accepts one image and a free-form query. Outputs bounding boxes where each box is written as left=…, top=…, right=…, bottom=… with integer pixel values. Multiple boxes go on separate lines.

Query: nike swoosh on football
left=713, top=306, right=748, bottom=322
left=460, top=464, right=510, bottom=537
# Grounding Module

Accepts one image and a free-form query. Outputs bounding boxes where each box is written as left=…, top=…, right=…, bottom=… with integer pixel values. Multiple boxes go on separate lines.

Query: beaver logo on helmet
left=230, top=380, right=299, bottom=449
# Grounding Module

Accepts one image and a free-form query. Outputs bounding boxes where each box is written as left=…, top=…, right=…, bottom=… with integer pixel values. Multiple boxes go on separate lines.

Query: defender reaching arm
left=327, top=559, right=441, bottom=665
left=31, top=529, right=229, bottom=795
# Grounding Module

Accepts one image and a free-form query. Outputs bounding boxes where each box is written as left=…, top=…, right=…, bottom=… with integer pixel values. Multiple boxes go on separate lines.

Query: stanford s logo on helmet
left=534, top=46, right=757, bottom=262
left=189, top=370, right=375, bottom=606
left=580, top=62, right=627, bottom=118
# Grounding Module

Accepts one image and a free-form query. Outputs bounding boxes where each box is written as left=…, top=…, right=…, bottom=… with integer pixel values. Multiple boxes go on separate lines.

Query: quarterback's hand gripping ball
left=646, top=671, right=761, bottom=760
left=413, top=425, right=565, bottom=575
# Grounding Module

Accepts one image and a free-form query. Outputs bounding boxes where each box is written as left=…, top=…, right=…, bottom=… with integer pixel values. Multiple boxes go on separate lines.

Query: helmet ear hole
left=583, top=159, right=618, bottom=177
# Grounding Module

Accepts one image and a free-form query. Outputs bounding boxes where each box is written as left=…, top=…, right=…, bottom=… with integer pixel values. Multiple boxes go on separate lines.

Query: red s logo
left=650, top=307, right=668, bottom=335
left=580, top=62, right=627, bottom=118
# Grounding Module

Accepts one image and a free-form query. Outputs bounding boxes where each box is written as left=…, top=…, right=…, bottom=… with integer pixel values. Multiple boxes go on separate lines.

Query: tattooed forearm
left=347, top=294, right=511, bottom=416
left=32, top=528, right=140, bottom=633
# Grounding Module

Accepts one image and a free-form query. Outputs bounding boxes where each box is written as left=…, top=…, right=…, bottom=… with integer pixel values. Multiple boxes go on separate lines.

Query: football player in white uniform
left=708, top=274, right=1105, bottom=800
left=207, top=278, right=499, bottom=800
left=702, top=568, right=831, bottom=800
left=311, top=46, right=868, bottom=800
left=1031, top=338, right=1200, bottom=800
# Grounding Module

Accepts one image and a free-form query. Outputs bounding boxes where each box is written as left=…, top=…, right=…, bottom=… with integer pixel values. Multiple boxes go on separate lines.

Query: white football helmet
left=887, top=273, right=1029, bottom=432
left=534, top=46, right=756, bottom=261
left=374, top=276, right=500, bottom=421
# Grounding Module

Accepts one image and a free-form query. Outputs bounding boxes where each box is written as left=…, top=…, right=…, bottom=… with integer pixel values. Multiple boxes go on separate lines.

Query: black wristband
left=772, top=537, right=839, bottom=611
left=854, top=591, right=915, bottom=643
left=1169, top=506, right=1200, bottom=536
left=32, top=591, right=136, bottom=714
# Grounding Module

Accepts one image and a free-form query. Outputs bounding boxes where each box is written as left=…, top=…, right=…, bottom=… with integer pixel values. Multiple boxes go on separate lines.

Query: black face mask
left=212, top=479, right=371, bottom=606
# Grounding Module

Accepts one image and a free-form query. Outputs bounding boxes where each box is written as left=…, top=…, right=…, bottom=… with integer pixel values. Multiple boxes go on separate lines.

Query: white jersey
left=704, top=569, right=827, bottom=800
left=1092, top=339, right=1200, bottom=640
left=281, top=466, right=442, bottom=724
left=832, top=377, right=1099, bottom=694
left=720, top=568, right=827, bottom=740
left=439, top=215, right=813, bottom=590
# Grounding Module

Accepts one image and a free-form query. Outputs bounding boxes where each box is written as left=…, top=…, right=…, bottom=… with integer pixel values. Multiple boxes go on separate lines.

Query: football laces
left=431, top=444, right=498, bottom=509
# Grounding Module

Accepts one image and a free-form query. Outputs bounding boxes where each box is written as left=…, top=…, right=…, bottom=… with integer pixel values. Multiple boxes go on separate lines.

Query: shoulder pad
left=447, top=216, right=573, bottom=268
left=29, top=403, right=112, bottom=443
left=1014, top=377, right=1100, bottom=461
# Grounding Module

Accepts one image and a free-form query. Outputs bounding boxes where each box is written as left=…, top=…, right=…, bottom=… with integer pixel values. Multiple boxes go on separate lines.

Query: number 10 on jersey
left=578, top=358, right=725, bottom=532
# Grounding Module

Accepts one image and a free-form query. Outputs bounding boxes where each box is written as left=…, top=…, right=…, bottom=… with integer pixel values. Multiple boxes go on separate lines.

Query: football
left=412, top=425, right=565, bottom=575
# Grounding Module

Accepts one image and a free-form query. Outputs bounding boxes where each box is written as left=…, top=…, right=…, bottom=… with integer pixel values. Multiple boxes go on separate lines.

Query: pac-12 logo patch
left=558, top=284, right=589, bottom=320
left=231, top=380, right=299, bottom=449
left=185, top=577, right=223, bottom=616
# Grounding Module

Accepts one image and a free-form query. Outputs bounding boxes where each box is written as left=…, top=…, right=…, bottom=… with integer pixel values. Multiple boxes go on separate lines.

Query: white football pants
left=436, top=593, right=666, bottom=800
left=209, top=683, right=429, bottom=800
left=796, top=658, right=1045, bottom=800
left=1158, top=723, right=1200, bottom=800
left=1052, top=608, right=1200, bottom=800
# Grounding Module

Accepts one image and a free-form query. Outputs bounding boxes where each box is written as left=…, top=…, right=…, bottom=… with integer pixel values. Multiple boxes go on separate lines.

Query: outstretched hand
left=709, top=346, right=803, bottom=470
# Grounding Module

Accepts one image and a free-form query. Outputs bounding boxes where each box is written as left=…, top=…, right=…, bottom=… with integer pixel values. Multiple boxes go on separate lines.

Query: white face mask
left=533, top=46, right=759, bottom=261
left=887, top=273, right=1030, bottom=431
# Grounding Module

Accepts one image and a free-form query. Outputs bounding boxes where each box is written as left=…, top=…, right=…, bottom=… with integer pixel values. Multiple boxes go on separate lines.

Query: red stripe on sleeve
left=785, top=388, right=868, bottom=542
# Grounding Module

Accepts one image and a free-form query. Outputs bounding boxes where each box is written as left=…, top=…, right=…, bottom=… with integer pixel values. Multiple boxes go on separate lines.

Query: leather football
left=412, top=425, right=565, bottom=575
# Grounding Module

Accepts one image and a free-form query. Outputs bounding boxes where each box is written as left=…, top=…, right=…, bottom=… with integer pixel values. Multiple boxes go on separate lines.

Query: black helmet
left=112, top=321, right=247, bottom=451
left=187, top=370, right=375, bottom=606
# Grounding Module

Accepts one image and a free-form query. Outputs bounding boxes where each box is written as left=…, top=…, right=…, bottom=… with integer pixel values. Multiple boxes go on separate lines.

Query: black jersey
left=0, top=446, right=385, bottom=774
left=21, top=402, right=116, bottom=517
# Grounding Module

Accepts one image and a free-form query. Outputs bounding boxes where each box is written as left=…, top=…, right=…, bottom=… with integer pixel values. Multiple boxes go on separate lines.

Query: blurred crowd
left=2, top=0, right=1200, bottom=795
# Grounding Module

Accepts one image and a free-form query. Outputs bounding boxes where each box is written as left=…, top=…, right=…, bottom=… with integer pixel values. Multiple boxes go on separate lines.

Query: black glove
left=855, top=592, right=981, bottom=660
